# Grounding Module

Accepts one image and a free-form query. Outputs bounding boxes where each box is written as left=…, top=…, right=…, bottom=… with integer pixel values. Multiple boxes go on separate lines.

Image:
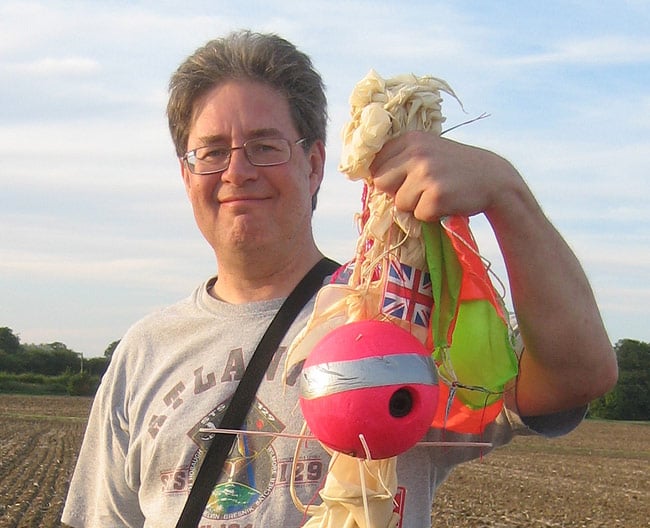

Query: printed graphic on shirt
left=394, top=486, right=406, bottom=528
left=147, top=347, right=297, bottom=441
left=187, top=397, right=283, bottom=520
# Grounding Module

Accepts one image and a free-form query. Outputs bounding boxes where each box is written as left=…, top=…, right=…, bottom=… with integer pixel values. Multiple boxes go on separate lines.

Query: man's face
left=181, top=80, right=324, bottom=260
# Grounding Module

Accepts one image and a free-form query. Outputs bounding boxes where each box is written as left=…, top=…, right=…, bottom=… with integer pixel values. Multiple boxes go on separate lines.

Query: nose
left=221, top=146, right=257, bottom=184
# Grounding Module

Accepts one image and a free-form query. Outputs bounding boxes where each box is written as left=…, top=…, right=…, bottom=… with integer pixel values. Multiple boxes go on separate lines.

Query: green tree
left=0, top=327, right=21, bottom=354
left=86, top=356, right=110, bottom=377
left=67, top=371, right=100, bottom=396
left=104, top=339, right=120, bottom=360
left=0, top=328, right=26, bottom=372
left=589, top=339, right=650, bottom=420
left=20, top=342, right=80, bottom=375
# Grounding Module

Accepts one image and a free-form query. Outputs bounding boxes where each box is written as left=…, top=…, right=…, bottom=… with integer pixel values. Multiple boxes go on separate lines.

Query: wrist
left=484, top=158, right=540, bottom=232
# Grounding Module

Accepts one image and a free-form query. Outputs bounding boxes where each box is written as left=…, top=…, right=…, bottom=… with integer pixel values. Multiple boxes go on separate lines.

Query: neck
left=211, top=243, right=323, bottom=303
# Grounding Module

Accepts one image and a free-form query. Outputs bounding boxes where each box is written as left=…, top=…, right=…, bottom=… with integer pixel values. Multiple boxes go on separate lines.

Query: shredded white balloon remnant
left=338, top=69, right=460, bottom=345
left=339, top=69, right=458, bottom=181
left=286, top=70, right=460, bottom=528
left=285, top=72, right=461, bottom=369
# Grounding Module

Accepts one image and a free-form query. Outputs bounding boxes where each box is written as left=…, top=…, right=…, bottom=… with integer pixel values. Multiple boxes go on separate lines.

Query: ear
left=307, top=139, right=326, bottom=195
left=179, top=157, right=192, bottom=196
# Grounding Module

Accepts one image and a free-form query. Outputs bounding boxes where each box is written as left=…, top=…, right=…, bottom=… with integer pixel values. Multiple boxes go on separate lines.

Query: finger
left=412, top=188, right=444, bottom=223
left=392, top=177, right=448, bottom=222
left=392, top=172, right=427, bottom=212
left=371, top=165, right=406, bottom=196
left=370, top=135, right=406, bottom=171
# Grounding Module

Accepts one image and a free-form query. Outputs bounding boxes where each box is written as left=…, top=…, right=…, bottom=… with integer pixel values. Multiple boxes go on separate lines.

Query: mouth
left=218, top=195, right=269, bottom=206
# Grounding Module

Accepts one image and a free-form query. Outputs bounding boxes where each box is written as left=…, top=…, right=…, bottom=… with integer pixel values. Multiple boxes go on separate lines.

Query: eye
left=197, top=145, right=230, bottom=161
left=250, top=139, right=283, bottom=154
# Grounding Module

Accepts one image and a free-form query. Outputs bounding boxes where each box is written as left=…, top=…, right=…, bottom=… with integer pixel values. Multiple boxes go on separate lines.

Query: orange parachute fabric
left=422, top=215, right=518, bottom=433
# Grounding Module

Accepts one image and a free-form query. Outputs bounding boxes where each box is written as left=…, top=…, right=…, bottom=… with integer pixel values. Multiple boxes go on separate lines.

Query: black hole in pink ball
left=389, top=388, right=413, bottom=418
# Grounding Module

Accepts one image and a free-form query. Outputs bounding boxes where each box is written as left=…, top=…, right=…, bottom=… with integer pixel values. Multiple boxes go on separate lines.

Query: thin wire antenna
left=417, top=441, right=492, bottom=448
left=440, top=216, right=508, bottom=301
left=198, top=427, right=313, bottom=440
left=441, top=112, right=491, bottom=136
left=200, top=427, right=493, bottom=449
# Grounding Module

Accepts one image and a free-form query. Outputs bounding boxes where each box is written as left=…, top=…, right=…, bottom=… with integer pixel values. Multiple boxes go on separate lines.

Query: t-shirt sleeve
left=502, top=316, right=587, bottom=438
left=62, top=342, right=145, bottom=527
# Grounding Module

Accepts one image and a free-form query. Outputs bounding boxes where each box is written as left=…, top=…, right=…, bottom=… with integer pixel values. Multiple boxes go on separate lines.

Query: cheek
left=187, top=175, right=218, bottom=204
left=294, top=175, right=316, bottom=211
left=296, top=161, right=319, bottom=200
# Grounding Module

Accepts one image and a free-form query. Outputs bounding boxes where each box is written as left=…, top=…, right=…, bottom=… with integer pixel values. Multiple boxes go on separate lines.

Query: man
left=62, top=30, right=617, bottom=527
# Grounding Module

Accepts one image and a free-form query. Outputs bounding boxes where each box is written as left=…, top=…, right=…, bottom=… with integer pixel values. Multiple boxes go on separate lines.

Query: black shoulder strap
left=175, top=257, right=339, bottom=528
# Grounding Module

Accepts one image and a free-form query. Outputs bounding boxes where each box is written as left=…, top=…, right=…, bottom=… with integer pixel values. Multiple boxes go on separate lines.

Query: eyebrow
left=196, top=128, right=284, bottom=146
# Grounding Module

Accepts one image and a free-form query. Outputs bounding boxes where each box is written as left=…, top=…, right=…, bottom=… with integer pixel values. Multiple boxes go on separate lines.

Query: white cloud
left=4, top=57, right=100, bottom=76
left=0, top=251, right=166, bottom=281
left=500, top=35, right=650, bottom=66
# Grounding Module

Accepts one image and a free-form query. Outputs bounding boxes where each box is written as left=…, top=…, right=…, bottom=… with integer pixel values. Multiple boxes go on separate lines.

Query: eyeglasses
left=182, top=137, right=308, bottom=175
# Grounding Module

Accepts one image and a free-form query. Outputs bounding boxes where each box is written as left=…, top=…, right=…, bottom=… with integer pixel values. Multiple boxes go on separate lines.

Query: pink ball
left=299, top=320, right=438, bottom=459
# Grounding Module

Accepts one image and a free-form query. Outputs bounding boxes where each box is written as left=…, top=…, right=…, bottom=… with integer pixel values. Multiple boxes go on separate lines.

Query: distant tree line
left=589, top=339, right=650, bottom=421
left=0, top=326, right=648, bottom=419
left=0, top=326, right=118, bottom=396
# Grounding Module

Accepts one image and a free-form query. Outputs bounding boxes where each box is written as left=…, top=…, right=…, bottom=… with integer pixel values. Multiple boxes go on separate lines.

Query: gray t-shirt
left=62, top=278, right=584, bottom=527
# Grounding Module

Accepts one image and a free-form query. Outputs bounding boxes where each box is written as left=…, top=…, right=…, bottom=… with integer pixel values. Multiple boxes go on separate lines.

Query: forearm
left=369, top=133, right=617, bottom=415
left=484, top=158, right=617, bottom=416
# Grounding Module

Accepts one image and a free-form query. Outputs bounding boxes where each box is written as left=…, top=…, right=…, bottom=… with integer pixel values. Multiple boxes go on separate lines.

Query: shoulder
left=110, top=281, right=211, bottom=362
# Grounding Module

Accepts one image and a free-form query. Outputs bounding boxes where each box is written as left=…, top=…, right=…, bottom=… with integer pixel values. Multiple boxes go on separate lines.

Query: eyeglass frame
left=181, top=137, right=309, bottom=175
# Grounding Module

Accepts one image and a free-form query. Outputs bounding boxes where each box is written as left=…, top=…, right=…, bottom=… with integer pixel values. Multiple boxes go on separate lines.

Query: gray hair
left=167, top=30, right=328, bottom=158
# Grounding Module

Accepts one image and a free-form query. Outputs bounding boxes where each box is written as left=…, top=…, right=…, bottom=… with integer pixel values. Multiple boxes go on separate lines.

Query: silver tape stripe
left=300, top=353, right=437, bottom=400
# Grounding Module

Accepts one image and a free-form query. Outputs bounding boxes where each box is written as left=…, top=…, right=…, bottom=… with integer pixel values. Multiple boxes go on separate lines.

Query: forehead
left=188, top=80, right=297, bottom=144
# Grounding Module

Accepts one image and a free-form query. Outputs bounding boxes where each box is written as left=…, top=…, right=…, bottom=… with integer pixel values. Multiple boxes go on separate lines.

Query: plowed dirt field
left=0, top=394, right=648, bottom=527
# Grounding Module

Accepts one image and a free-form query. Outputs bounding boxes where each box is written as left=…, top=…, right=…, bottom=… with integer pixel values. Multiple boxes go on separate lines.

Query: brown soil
left=434, top=420, right=650, bottom=527
left=0, top=394, right=648, bottom=527
left=0, top=395, right=92, bottom=528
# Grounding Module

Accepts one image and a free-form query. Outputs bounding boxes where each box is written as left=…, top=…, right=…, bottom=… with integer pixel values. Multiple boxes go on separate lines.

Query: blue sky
left=1, top=0, right=648, bottom=357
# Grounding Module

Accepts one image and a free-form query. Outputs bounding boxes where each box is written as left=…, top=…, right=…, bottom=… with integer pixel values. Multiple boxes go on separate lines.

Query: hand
left=369, top=131, right=518, bottom=223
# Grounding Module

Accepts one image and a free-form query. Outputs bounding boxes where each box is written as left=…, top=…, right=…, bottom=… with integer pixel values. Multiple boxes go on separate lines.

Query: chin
left=227, top=227, right=276, bottom=252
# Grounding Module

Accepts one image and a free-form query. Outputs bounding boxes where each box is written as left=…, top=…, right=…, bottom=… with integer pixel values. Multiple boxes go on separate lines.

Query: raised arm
left=370, top=131, right=618, bottom=417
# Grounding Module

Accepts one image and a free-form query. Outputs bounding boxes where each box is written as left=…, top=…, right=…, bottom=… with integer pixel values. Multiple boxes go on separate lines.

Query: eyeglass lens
left=187, top=138, right=293, bottom=174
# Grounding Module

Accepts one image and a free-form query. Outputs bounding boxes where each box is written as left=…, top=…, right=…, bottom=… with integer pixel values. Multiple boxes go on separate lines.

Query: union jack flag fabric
left=382, top=261, right=433, bottom=328
left=330, top=261, right=355, bottom=285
